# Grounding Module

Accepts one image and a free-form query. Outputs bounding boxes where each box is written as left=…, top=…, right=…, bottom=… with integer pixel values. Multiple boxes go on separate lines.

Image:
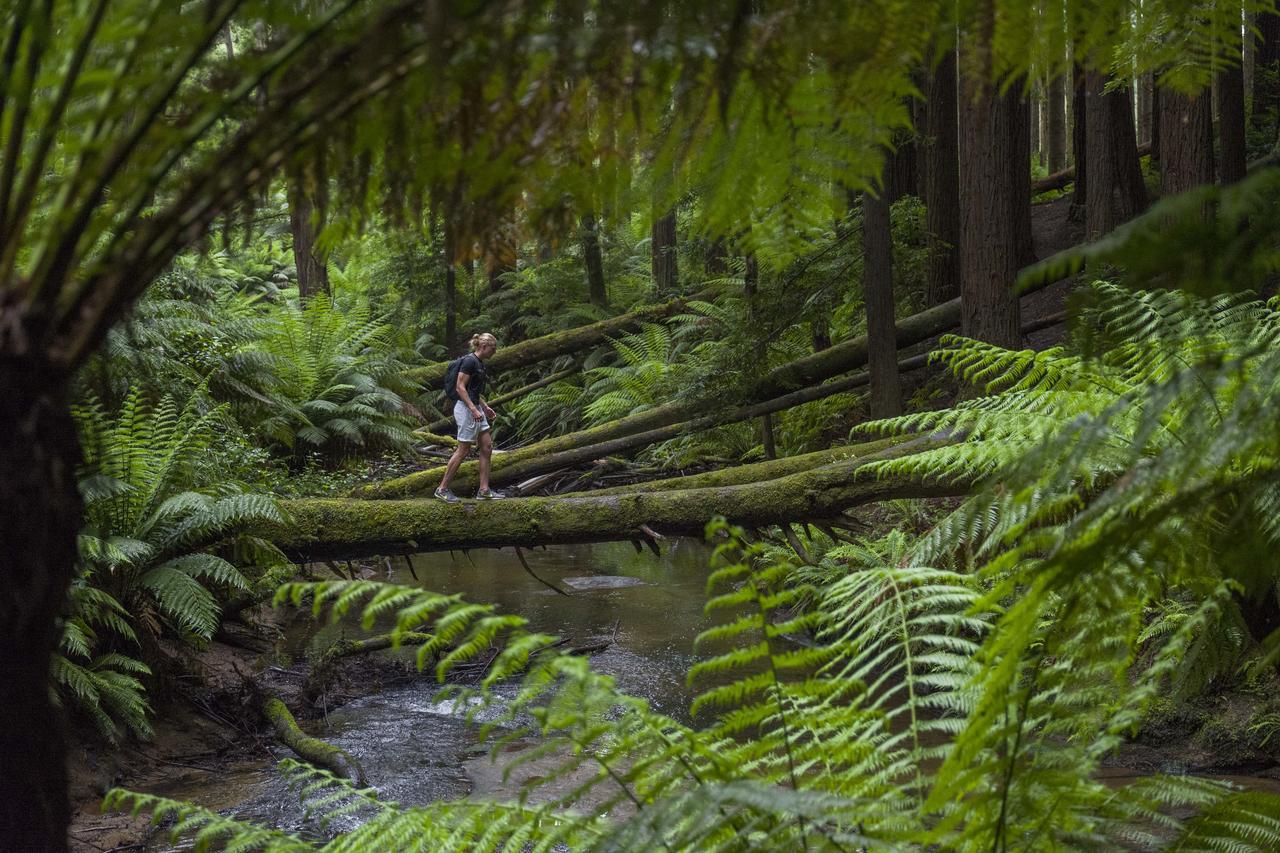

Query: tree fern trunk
left=0, top=359, right=81, bottom=851
left=651, top=208, right=678, bottom=295
left=582, top=213, right=608, bottom=308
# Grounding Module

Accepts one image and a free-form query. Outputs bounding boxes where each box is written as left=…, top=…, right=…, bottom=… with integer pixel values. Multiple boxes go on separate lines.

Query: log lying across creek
left=273, top=437, right=969, bottom=561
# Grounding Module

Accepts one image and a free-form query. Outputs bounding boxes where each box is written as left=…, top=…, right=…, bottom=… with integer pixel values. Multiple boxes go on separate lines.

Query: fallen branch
left=261, top=696, right=367, bottom=786
left=1031, top=143, right=1151, bottom=194
left=515, top=546, right=573, bottom=597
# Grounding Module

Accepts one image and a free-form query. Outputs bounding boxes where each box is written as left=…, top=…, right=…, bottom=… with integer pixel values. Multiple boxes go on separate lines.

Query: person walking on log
left=435, top=333, right=506, bottom=502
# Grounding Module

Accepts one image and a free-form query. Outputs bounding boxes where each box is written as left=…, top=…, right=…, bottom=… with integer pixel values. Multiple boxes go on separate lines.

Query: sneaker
left=474, top=488, right=507, bottom=500
left=434, top=487, right=460, bottom=503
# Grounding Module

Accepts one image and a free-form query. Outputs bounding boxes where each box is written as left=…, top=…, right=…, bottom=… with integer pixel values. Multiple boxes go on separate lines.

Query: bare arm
left=456, top=371, right=481, bottom=416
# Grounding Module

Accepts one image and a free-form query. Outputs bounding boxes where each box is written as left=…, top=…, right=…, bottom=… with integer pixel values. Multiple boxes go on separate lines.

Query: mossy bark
left=274, top=437, right=968, bottom=560
left=584, top=437, right=901, bottom=497
left=405, top=295, right=701, bottom=385
left=262, top=696, right=367, bottom=785
left=318, top=632, right=434, bottom=664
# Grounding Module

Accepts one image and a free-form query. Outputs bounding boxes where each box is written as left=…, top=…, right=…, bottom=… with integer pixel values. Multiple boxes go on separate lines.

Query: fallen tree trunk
left=373, top=360, right=913, bottom=498
left=261, top=696, right=367, bottom=785
left=275, top=438, right=969, bottom=560
left=317, top=632, right=434, bottom=664
left=405, top=295, right=703, bottom=385
left=582, top=437, right=901, bottom=497
left=1032, top=142, right=1151, bottom=194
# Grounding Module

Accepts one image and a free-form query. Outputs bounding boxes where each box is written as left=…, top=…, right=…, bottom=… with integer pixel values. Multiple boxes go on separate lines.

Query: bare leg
left=439, top=441, right=473, bottom=490
left=477, top=430, right=493, bottom=491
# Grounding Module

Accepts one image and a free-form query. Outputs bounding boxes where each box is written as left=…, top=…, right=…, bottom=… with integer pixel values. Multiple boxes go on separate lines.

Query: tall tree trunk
left=1085, top=72, right=1148, bottom=239
left=923, top=47, right=960, bottom=306
left=651, top=209, right=678, bottom=295
left=443, top=231, right=458, bottom=353
left=287, top=179, right=330, bottom=299
left=1111, top=82, right=1148, bottom=218
left=1246, top=8, right=1257, bottom=121
left=958, top=67, right=1023, bottom=347
left=1084, top=70, right=1118, bottom=239
left=1137, top=72, right=1154, bottom=146
left=1010, top=88, right=1035, bottom=266
left=1151, top=82, right=1162, bottom=164
left=1071, top=65, right=1088, bottom=219
left=1254, top=10, right=1280, bottom=133
left=1159, top=89, right=1216, bottom=195
left=862, top=180, right=902, bottom=418
left=1047, top=73, right=1068, bottom=172
left=581, top=213, right=608, bottom=308
left=1219, top=58, right=1248, bottom=185
left=0, top=362, right=81, bottom=851
left=1031, top=89, right=1043, bottom=167
left=743, top=253, right=776, bottom=458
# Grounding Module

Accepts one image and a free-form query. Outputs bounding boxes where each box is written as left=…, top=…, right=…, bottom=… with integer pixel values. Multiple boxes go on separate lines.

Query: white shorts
left=454, top=400, right=491, bottom=443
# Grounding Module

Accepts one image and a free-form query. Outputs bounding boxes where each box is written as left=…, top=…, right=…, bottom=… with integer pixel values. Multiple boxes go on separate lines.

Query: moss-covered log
left=317, top=632, right=435, bottom=664
left=262, top=696, right=367, bottom=785
left=412, top=429, right=460, bottom=447
left=275, top=438, right=967, bottom=560
left=405, top=295, right=701, bottom=385
left=583, top=437, right=901, bottom=497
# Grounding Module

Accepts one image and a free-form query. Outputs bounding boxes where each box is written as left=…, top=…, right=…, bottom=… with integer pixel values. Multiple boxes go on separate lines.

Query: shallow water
left=141, top=539, right=718, bottom=845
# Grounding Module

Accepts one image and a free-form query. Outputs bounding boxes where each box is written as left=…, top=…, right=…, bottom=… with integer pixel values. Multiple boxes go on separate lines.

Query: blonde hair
left=470, top=332, right=498, bottom=352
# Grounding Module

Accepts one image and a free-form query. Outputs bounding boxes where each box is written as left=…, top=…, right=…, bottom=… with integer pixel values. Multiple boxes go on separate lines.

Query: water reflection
left=142, top=539, right=717, bottom=847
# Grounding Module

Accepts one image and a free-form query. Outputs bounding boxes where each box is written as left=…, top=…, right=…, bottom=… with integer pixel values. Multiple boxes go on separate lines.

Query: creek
left=140, top=538, right=718, bottom=845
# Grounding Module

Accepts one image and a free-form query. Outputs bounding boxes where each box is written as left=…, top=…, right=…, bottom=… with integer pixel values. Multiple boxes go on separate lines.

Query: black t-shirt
left=457, top=353, right=486, bottom=403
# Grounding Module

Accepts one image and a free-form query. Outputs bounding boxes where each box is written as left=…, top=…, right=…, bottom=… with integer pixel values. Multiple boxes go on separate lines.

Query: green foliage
left=57, top=390, right=288, bottom=740
left=249, top=295, right=418, bottom=457
left=114, top=519, right=1280, bottom=850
